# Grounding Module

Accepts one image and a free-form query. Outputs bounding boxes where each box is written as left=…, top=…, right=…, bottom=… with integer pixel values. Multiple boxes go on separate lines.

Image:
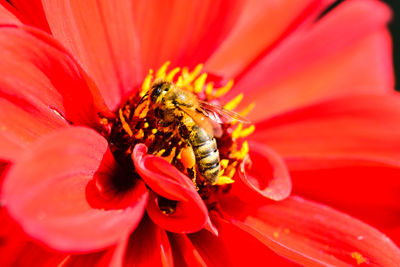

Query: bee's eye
left=151, top=84, right=163, bottom=99
left=153, top=85, right=162, bottom=96
left=150, top=83, right=164, bottom=103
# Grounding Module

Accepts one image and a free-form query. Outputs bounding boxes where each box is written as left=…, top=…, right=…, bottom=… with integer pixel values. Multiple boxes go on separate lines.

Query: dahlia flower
left=0, top=0, right=400, bottom=266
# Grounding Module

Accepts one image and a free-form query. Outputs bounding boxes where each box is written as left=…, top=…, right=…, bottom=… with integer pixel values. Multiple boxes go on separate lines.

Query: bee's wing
left=178, top=105, right=222, bottom=137
left=198, top=101, right=251, bottom=124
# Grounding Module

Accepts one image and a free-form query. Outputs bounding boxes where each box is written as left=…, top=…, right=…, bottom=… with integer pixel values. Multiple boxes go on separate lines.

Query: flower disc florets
left=101, top=62, right=255, bottom=210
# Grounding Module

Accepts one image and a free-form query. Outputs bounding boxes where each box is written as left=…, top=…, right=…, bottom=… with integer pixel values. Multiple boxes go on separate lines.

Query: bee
left=147, top=80, right=249, bottom=183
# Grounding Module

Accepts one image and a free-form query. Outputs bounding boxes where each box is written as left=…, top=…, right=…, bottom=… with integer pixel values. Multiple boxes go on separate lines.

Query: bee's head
left=150, top=80, right=171, bottom=104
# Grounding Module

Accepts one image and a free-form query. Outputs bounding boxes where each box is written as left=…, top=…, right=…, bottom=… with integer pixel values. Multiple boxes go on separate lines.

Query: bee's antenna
left=137, top=92, right=149, bottom=106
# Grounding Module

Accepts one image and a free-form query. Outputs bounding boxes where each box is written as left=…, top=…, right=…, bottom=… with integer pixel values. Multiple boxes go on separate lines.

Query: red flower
left=0, top=0, right=399, bottom=266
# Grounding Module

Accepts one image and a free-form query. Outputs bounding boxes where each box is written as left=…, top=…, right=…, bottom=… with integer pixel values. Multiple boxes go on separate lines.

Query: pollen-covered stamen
left=101, top=62, right=255, bottom=209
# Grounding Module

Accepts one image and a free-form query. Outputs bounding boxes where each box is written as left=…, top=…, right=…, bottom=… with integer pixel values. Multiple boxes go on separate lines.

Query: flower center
left=101, top=62, right=254, bottom=208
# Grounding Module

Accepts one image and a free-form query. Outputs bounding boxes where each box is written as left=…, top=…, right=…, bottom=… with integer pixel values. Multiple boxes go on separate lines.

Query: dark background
left=384, top=0, right=400, bottom=88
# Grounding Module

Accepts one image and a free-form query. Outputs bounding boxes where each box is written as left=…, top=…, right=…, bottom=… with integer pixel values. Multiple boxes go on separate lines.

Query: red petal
left=41, top=0, right=144, bottom=110
left=206, top=0, right=334, bottom=78
left=63, top=248, right=123, bottom=267
left=287, top=158, right=400, bottom=244
left=0, top=208, right=124, bottom=267
left=132, top=0, right=244, bottom=76
left=252, top=94, right=400, bottom=165
left=220, top=196, right=400, bottom=266
left=0, top=25, right=111, bottom=160
left=41, top=0, right=245, bottom=109
left=2, top=242, right=68, bottom=267
left=187, top=213, right=294, bottom=266
left=4, top=0, right=50, bottom=32
left=230, top=142, right=291, bottom=203
left=0, top=99, right=67, bottom=161
left=229, top=0, right=393, bottom=121
left=11, top=247, right=111, bottom=267
left=132, top=144, right=209, bottom=234
left=1, top=207, right=95, bottom=267
left=168, top=234, right=208, bottom=267
left=2, top=127, right=148, bottom=252
left=124, top=215, right=174, bottom=267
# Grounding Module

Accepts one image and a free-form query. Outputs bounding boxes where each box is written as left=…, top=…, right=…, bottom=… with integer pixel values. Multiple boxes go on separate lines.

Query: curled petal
left=220, top=196, right=400, bottom=266
left=2, top=127, right=148, bottom=252
left=132, top=144, right=209, bottom=233
left=0, top=25, right=112, bottom=160
left=230, top=142, right=291, bottom=203
left=87, top=150, right=147, bottom=211
left=0, top=25, right=110, bottom=127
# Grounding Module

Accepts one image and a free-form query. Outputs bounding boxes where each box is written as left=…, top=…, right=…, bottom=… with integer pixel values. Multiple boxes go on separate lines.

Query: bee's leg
left=187, top=167, right=197, bottom=190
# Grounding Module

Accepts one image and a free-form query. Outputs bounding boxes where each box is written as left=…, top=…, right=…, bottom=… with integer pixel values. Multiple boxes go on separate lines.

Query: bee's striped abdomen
left=189, top=125, right=220, bottom=183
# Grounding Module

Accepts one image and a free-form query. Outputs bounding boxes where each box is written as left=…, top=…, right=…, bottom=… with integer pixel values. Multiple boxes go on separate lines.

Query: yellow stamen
left=180, top=64, right=203, bottom=87
left=140, top=70, right=153, bottom=97
left=216, top=176, right=235, bottom=185
left=156, top=61, right=170, bottom=79
left=151, top=128, right=157, bottom=134
left=213, top=80, right=233, bottom=98
left=232, top=141, right=249, bottom=159
left=156, top=149, right=166, bottom=157
left=238, top=125, right=255, bottom=139
left=194, top=73, right=207, bottom=93
left=232, top=123, right=243, bottom=139
left=118, top=109, right=133, bottom=137
left=227, top=166, right=237, bottom=178
left=224, top=93, right=243, bottom=111
left=351, top=252, right=367, bottom=265
left=176, top=76, right=184, bottom=87
left=240, top=102, right=255, bottom=117
left=166, top=67, right=181, bottom=81
left=240, top=141, right=249, bottom=157
left=205, top=82, right=214, bottom=95
left=220, top=159, right=229, bottom=169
